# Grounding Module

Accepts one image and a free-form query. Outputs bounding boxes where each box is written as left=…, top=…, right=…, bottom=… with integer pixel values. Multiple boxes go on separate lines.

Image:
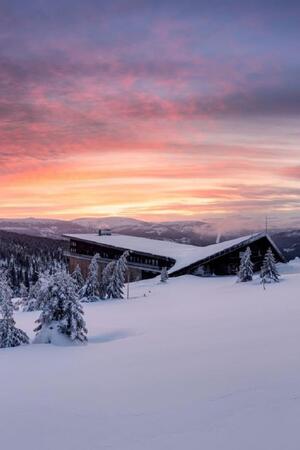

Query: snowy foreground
left=2, top=265, right=300, bottom=449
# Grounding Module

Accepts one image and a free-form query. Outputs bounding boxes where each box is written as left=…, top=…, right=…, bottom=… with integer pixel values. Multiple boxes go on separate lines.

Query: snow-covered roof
left=64, top=232, right=273, bottom=274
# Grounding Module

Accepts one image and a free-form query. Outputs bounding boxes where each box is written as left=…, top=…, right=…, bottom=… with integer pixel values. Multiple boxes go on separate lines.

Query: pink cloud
left=279, top=166, right=300, bottom=179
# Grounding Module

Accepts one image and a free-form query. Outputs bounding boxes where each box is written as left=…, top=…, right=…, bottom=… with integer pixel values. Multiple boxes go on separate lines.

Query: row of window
left=70, top=242, right=165, bottom=268
left=129, top=255, right=160, bottom=266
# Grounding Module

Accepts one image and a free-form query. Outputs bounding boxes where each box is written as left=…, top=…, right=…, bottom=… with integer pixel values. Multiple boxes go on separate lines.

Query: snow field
left=1, top=271, right=300, bottom=449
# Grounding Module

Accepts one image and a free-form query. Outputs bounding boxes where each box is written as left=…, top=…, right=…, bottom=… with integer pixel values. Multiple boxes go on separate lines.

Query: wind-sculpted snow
left=1, top=269, right=300, bottom=449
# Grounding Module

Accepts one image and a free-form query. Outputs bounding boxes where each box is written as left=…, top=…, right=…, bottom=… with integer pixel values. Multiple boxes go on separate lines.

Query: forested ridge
left=0, top=230, right=67, bottom=294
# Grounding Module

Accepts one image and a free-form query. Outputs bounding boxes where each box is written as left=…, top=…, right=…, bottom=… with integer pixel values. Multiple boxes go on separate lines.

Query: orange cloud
left=1, top=2, right=299, bottom=221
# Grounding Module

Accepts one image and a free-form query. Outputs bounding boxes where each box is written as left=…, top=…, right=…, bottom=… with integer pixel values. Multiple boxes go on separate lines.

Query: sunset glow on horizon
left=1, top=1, right=299, bottom=224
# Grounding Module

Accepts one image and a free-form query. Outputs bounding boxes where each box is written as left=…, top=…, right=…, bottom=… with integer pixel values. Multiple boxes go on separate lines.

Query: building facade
left=64, top=231, right=285, bottom=281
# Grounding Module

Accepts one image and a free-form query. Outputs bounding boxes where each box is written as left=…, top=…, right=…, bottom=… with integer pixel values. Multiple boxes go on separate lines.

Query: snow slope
left=2, top=272, right=300, bottom=449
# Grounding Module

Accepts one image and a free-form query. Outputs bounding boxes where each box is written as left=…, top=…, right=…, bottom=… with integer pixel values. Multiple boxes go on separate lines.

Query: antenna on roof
left=265, top=216, right=268, bottom=234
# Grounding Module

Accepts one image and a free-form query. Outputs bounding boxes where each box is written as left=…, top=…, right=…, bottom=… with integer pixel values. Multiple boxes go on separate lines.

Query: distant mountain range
left=0, top=217, right=299, bottom=260
left=0, top=216, right=238, bottom=244
left=0, top=218, right=92, bottom=238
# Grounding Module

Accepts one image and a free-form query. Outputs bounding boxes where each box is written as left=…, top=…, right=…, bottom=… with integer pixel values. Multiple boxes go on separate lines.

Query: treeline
left=0, top=230, right=67, bottom=294
left=0, top=251, right=132, bottom=347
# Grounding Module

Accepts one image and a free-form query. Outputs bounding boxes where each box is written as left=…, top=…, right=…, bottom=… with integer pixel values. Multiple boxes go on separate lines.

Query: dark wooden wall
left=191, top=237, right=280, bottom=275
left=69, top=239, right=174, bottom=271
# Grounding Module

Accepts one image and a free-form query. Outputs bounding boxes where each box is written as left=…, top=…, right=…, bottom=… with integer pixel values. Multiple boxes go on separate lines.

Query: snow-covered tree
left=23, top=271, right=52, bottom=312
left=0, top=271, right=12, bottom=307
left=23, top=282, right=38, bottom=312
left=99, top=261, right=116, bottom=299
left=106, top=251, right=129, bottom=299
left=71, top=264, right=84, bottom=292
left=19, top=282, right=28, bottom=300
left=34, top=269, right=87, bottom=344
left=13, top=282, right=28, bottom=311
left=237, top=247, right=253, bottom=282
left=0, top=232, right=66, bottom=294
left=0, top=271, right=29, bottom=348
left=80, top=254, right=100, bottom=302
left=260, top=248, right=280, bottom=284
left=160, top=267, right=168, bottom=283
left=7, top=256, right=17, bottom=290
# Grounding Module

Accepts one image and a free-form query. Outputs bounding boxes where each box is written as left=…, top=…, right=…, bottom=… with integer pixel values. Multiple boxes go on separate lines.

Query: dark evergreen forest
left=0, top=231, right=67, bottom=294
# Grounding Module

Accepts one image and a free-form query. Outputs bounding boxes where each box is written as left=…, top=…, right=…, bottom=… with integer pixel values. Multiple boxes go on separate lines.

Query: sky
left=0, top=0, right=299, bottom=226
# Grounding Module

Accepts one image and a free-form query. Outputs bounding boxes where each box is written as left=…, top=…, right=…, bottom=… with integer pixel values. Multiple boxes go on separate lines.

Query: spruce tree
left=19, top=283, right=28, bottom=300
left=8, top=257, right=17, bottom=292
left=106, top=251, right=129, bottom=299
left=14, top=282, right=28, bottom=311
left=71, top=264, right=84, bottom=292
left=34, top=269, right=87, bottom=344
left=260, top=248, right=280, bottom=283
left=237, top=247, right=253, bottom=282
left=24, top=268, right=30, bottom=289
left=23, top=271, right=51, bottom=312
left=80, top=254, right=100, bottom=302
left=99, top=261, right=116, bottom=299
left=0, top=271, right=29, bottom=348
left=160, top=267, right=168, bottom=283
left=24, top=282, right=38, bottom=312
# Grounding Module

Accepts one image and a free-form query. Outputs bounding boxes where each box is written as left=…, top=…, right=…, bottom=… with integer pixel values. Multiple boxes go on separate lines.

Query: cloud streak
left=0, top=0, right=299, bottom=220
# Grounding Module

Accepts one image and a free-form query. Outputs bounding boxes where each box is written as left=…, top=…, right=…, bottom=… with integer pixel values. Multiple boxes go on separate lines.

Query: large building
left=64, top=231, right=285, bottom=281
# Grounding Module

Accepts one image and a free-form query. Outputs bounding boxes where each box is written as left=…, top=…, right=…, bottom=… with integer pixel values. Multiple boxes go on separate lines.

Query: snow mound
left=33, top=322, right=84, bottom=346
left=278, top=257, right=300, bottom=274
